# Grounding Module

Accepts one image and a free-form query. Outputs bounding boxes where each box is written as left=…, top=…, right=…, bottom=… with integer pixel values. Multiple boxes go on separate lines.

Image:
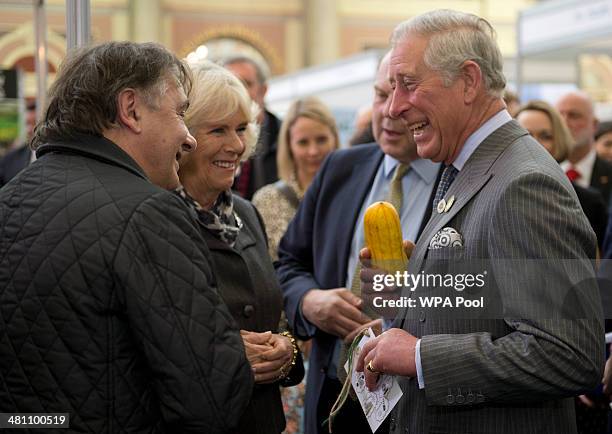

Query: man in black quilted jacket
left=0, top=42, right=253, bottom=433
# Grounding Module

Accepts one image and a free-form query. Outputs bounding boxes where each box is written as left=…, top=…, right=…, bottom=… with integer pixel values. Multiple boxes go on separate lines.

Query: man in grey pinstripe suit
left=356, top=9, right=604, bottom=434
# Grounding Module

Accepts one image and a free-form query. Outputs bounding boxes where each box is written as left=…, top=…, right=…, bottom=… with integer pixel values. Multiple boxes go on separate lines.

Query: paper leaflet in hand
left=343, top=327, right=403, bottom=433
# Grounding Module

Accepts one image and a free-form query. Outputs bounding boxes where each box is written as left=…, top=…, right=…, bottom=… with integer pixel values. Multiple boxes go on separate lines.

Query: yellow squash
left=363, top=201, right=407, bottom=273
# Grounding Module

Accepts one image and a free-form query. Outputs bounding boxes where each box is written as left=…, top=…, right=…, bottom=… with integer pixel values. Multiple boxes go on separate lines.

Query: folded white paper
left=345, top=328, right=404, bottom=433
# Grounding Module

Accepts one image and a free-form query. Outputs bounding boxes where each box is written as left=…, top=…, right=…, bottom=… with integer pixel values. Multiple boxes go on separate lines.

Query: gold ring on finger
left=366, top=360, right=381, bottom=374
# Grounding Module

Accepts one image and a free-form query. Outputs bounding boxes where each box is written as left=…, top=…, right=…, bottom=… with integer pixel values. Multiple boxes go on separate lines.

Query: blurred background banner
left=0, top=69, right=21, bottom=154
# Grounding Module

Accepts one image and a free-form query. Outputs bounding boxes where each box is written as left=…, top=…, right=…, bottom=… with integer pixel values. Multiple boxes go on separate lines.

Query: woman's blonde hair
left=516, top=99, right=574, bottom=162
left=277, top=97, right=339, bottom=182
left=185, top=60, right=259, bottom=161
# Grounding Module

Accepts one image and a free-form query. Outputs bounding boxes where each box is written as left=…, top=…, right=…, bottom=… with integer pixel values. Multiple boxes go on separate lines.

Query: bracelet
left=278, top=331, right=298, bottom=379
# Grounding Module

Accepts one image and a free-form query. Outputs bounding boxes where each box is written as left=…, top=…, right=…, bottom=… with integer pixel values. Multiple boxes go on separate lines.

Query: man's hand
left=355, top=328, right=418, bottom=391
left=359, top=239, right=416, bottom=263
left=302, top=288, right=371, bottom=339
left=359, top=240, right=415, bottom=293
left=359, top=240, right=416, bottom=318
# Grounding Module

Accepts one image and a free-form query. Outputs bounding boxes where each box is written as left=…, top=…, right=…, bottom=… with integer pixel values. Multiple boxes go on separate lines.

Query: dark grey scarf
left=175, top=186, right=243, bottom=247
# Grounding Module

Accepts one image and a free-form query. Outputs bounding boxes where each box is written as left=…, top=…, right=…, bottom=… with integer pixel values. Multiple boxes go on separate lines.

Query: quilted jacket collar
left=36, top=133, right=149, bottom=181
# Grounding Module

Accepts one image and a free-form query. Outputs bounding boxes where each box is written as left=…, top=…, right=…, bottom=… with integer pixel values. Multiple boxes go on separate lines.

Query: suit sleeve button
left=243, top=305, right=255, bottom=317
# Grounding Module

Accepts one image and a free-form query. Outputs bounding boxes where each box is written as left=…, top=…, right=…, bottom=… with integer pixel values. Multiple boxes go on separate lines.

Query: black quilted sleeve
left=113, top=191, right=253, bottom=433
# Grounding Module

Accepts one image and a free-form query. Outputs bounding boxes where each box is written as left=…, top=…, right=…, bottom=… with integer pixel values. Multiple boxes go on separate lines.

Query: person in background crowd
left=276, top=51, right=440, bottom=434
left=253, top=96, right=338, bottom=434
left=177, top=60, right=303, bottom=434
left=557, top=91, right=612, bottom=208
left=348, top=121, right=375, bottom=147
left=0, top=99, right=36, bottom=187
left=516, top=100, right=607, bottom=249
left=348, top=105, right=375, bottom=146
left=356, top=10, right=603, bottom=434
left=503, top=89, right=521, bottom=117
left=0, top=41, right=253, bottom=433
left=252, top=96, right=339, bottom=260
left=596, top=121, right=612, bottom=164
left=222, top=55, right=281, bottom=200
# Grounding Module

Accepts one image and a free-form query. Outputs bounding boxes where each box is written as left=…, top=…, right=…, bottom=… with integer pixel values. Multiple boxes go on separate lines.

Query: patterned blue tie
left=433, top=165, right=458, bottom=212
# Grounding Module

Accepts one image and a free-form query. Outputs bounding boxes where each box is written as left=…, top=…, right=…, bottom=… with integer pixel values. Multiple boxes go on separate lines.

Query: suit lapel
left=409, top=120, right=528, bottom=274
left=410, top=175, right=492, bottom=272
left=397, top=121, right=528, bottom=327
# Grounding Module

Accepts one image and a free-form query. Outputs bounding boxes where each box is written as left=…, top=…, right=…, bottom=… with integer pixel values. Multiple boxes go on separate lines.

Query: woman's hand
left=250, top=333, right=293, bottom=384
left=241, top=330, right=273, bottom=367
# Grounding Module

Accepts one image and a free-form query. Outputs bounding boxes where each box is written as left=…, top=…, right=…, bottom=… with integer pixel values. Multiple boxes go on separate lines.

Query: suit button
left=456, top=394, right=465, bottom=404
left=243, top=305, right=255, bottom=317
left=419, top=310, right=426, bottom=322
left=446, top=394, right=454, bottom=404
left=466, top=392, right=475, bottom=403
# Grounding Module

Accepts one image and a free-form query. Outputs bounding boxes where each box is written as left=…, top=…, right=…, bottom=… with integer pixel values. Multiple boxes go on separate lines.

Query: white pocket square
left=429, top=227, right=464, bottom=250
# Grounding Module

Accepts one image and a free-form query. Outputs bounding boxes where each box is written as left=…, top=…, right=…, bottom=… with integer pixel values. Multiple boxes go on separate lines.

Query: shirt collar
left=383, top=154, right=440, bottom=184
left=452, top=109, right=512, bottom=171
left=560, top=148, right=596, bottom=187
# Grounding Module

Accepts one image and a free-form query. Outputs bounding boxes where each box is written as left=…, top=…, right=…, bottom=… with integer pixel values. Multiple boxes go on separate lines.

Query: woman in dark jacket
left=177, top=60, right=302, bottom=434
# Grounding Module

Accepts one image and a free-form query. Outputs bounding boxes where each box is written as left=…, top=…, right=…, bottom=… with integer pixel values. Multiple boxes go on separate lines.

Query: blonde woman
left=252, top=97, right=339, bottom=260
left=177, top=60, right=303, bottom=434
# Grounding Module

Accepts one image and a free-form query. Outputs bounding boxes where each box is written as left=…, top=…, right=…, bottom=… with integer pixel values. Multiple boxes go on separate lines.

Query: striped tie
left=433, top=165, right=458, bottom=212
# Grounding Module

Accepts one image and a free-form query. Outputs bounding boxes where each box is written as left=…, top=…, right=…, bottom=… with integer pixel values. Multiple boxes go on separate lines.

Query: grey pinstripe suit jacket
left=391, top=120, right=604, bottom=434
